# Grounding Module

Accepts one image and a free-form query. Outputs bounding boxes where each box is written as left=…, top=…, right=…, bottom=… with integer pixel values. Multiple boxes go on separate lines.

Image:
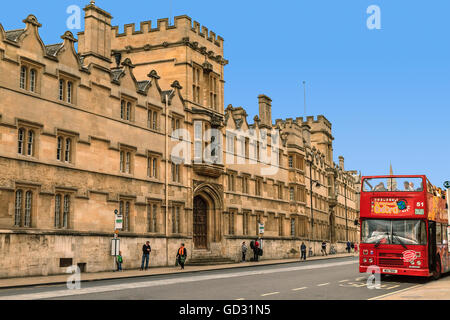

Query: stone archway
left=193, top=196, right=208, bottom=249
left=193, top=183, right=223, bottom=250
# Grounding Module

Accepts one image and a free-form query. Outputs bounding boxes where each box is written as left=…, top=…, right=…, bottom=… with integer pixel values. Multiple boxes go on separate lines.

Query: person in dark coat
left=253, top=239, right=260, bottom=262
left=176, top=243, right=187, bottom=270
left=141, top=241, right=151, bottom=271
left=300, top=242, right=307, bottom=261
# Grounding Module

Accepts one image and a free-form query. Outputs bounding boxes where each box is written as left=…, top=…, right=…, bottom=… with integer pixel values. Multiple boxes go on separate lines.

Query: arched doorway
left=193, top=196, right=208, bottom=249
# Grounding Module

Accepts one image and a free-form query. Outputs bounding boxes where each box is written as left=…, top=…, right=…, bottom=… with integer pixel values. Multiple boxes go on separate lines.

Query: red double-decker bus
left=359, top=175, right=449, bottom=279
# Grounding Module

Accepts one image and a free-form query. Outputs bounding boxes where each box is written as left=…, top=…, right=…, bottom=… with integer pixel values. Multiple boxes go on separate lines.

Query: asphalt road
left=0, top=257, right=431, bottom=300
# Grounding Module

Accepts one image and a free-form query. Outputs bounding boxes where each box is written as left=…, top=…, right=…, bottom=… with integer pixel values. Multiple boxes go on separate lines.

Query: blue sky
left=1, top=0, right=449, bottom=187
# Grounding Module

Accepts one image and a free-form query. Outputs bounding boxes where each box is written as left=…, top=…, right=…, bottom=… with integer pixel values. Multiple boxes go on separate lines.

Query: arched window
left=55, top=194, right=61, bottom=228
left=30, top=69, right=36, bottom=92
left=57, top=136, right=63, bottom=160
left=59, top=80, right=64, bottom=101
left=18, top=128, right=24, bottom=154
left=67, top=81, right=73, bottom=103
left=14, top=190, right=23, bottom=226
left=65, top=138, right=71, bottom=162
left=27, top=130, right=34, bottom=156
left=24, top=191, right=32, bottom=227
left=126, top=102, right=131, bottom=121
left=20, top=67, right=27, bottom=89
left=120, top=100, right=125, bottom=120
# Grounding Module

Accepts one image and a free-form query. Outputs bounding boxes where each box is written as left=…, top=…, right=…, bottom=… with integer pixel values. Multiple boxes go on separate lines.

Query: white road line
left=368, top=284, right=424, bottom=300
left=292, top=287, right=308, bottom=291
left=261, top=292, right=279, bottom=296
left=0, top=260, right=358, bottom=300
left=236, top=298, right=245, bottom=300
left=339, top=279, right=349, bottom=283
left=386, top=284, right=400, bottom=290
left=317, top=283, right=330, bottom=287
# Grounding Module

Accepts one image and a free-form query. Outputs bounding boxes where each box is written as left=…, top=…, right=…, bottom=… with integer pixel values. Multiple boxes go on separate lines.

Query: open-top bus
left=359, top=175, right=449, bottom=279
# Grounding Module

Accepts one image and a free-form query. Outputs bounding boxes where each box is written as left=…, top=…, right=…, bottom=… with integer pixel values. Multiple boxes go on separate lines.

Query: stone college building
left=0, top=2, right=360, bottom=277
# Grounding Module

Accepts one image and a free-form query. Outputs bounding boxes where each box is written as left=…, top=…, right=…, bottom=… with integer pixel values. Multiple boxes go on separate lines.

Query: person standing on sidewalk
left=177, top=243, right=187, bottom=270
left=141, top=241, right=151, bottom=271
left=241, top=242, right=248, bottom=262
left=253, top=239, right=260, bottom=262
left=321, top=241, right=327, bottom=256
left=346, top=241, right=351, bottom=253
left=300, top=242, right=307, bottom=261
left=116, top=251, right=123, bottom=272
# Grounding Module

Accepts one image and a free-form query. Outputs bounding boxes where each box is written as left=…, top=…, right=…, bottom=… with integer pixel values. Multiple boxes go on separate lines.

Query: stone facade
left=0, top=3, right=360, bottom=278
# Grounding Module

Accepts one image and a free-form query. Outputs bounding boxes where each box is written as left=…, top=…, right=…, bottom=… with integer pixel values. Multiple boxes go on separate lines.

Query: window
left=56, top=135, right=73, bottom=163
left=228, top=210, right=235, bottom=235
left=20, top=66, right=27, bottom=89
left=147, top=154, right=159, bottom=179
left=148, top=109, right=159, bottom=131
left=14, top=188, right=34, bottom=228
left=148, top=203, right=158, bottom=233
left=172, top=205, right=181, bottom=234
left=279, top=214, right=284, bottom=236
left=291, top=218, right=296, bottom=237
left=171, top=116, right=181, bottom=136
left=120, top=200, right=131, bottom=232
left=226, top=134, right=235, bottom=154
left=120, top=99, right=133, bottom=121
left=255, top=178, right=262, bottom=196
left=55, top=193, right=71, bottom=229
left=209, top=74, right=218, bottom=110
left=277, top=183, right=283, bottom=200
left=242, top=176, right=249, bottom=194
left=193, top=66, right=201, bottom=104
left=172, top=162, right=181, bottom=183
left=361, top=219, right=427, bottom=245
left=288, top=156, right=294, bottom=168
left=58, top=77, right=76, bottom=103
left=119, top=148, right=134, bottom=174
left=18, top=128, right=36, bottom=157
left=243, top=211, right=249, bottom=235
left=228, top=173, right=236, bottom=192
left=19, top=64, right=39, bottom=93
left=289, top=187, right=295, bottom=201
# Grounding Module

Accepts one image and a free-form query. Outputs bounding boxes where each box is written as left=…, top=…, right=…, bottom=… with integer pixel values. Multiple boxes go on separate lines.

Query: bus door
left=428, top=221, right=436, bottom=271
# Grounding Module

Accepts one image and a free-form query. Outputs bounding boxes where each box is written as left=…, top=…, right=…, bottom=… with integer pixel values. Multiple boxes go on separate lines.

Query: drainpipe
left=165, top=89, right=174, bottom=266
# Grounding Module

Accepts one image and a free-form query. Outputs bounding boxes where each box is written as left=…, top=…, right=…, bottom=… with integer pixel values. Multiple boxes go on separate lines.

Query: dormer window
left=19, top=64, right=40, bottom=93
left=58, top=76, right=76, bottom=104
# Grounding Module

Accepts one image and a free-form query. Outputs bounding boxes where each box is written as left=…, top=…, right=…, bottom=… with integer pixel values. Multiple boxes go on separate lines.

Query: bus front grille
left=379, top=258, right=404, bottom=267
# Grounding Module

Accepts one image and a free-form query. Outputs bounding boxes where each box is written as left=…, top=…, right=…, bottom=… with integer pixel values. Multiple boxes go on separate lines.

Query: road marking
left=0, top=260, right=358, bottom=300
left=261, top=292, right=279, bottom=296
left=338, top=279, right=349, bottom=283
left=368, top=284, right=424, bottom=300
left=386, top=284, right=400, bottom=290
left=317, top=283, right=330, bottom=287
left=236, top=298, right=245, bottom=300
left=355, top=277, right=366, bottom=281
left=292, top=287, right=308, bottom=291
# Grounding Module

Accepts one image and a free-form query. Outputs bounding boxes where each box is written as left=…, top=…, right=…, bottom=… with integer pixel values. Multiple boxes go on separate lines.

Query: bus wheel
left=432, top=259, right=441, bottom=280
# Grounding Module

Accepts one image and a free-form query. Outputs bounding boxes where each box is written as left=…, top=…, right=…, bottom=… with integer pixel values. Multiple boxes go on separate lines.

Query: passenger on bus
left=374, top=182, right=387, bottom=191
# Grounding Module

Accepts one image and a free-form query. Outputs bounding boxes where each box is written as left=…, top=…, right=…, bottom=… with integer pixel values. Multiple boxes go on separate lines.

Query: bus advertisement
left=359, top=175, right=449, bottom=279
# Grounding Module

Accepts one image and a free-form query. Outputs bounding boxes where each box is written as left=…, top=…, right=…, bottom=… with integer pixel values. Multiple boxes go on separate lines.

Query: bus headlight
left=417, top=261, right=421, bottom=266
left=363, top=258, right=367, bottom=263
left=410, top=260, right=415, bottom=265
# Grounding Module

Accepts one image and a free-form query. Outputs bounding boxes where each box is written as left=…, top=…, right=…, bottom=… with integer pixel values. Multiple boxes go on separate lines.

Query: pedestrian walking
left=321, top=241, right=327, bottom=256
left=116, top=251, right=123, bottom=272
left=354, top=242, right=359, bottom=255
left=300, top=242, right=307, bottom=261
left=140, top=241, right=151, bottom=271
left=351, top=242, right=355, bottom=253
left=176, top=243, right=187, bottom=270
left=346, top=241, right=351, bottom=253
left=241, top=242, right=248, bottom=262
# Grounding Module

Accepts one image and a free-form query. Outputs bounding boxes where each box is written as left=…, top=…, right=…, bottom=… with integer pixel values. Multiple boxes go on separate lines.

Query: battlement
left=111, top=15, right=224, bottom=48
left=306, top=115, right=332, bottom=129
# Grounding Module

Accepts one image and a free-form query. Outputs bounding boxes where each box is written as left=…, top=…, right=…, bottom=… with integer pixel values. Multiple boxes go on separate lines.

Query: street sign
left=444, top=181, right=450, bottom=189
left=258, top=223, right=265, bottom=234
left=111, top=238, right=120, bottom=256
left=115, top=210, right=123, bottom=230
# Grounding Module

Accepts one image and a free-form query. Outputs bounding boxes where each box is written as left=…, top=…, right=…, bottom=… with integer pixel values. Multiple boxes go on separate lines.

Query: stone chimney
left=78, top=1, right=112, bottom=67
left=258, top=95, right=272, bottom=128
left=339, top=156, right=344, bottom=170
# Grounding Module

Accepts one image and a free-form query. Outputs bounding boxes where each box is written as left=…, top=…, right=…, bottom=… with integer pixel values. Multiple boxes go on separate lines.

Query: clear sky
left=1, top=0, right=449, bottom=187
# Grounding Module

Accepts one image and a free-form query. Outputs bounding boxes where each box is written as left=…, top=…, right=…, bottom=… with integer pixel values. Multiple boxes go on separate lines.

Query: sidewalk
left=375, top=275, right=450, bottom=300
left=0, top=253, right=356, bottom=289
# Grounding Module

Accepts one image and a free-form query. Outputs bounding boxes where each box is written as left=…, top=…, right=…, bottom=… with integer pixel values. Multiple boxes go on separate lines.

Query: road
left=0, top=257, right=430, bottom=300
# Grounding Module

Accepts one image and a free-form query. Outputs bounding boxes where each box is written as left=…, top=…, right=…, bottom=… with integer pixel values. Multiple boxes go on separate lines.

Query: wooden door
left=193, top=196, right=208, bottom=249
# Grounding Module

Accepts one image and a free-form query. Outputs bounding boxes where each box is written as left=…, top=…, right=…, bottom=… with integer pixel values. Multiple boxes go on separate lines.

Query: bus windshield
left=362, top=177, right=424, bottom=192
left=361, top=219, right=427, bottom=245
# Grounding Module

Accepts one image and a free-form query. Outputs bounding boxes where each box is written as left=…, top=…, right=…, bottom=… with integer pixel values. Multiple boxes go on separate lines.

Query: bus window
left=362, top=177, right=423, bottom=192
left=443, top=224, right=448, bottom=245
left=392, top=220, right=427, bottom=245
